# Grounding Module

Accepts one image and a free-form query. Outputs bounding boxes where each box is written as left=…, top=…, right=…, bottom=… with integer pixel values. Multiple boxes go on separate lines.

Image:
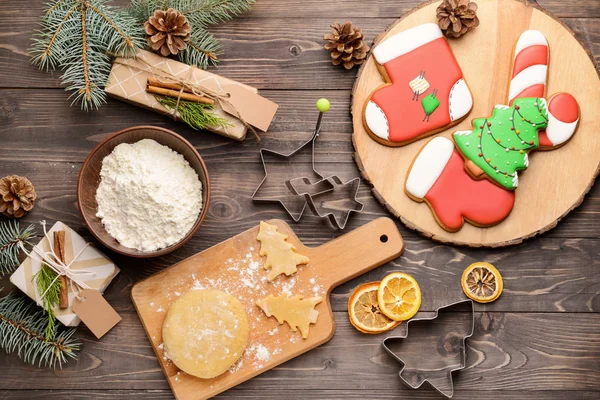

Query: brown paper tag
left=221, top=84, right=278, bottom=132
left=72, top=289, right=121, bottom=339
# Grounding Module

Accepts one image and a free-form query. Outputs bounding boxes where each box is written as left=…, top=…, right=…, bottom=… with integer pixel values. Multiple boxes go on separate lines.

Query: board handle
left=313, top=217, right=404, bottom=290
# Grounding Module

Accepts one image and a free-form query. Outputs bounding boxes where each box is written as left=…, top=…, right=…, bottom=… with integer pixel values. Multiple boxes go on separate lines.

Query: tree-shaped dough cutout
left=257, top=294, right=323, bottom=339
left=257, top=221, right=309, bottom=281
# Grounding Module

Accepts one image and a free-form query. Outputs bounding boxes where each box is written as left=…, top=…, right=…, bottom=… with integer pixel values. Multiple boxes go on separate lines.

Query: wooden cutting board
left=131, top=217, right=403, bottom=399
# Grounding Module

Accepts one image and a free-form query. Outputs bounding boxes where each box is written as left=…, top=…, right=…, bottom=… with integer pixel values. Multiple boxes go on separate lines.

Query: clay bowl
left=77, top=126, right=210, bottom=258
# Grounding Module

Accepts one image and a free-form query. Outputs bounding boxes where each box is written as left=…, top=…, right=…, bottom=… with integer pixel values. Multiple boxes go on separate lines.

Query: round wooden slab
left=352, top=0, right=600, bottom=247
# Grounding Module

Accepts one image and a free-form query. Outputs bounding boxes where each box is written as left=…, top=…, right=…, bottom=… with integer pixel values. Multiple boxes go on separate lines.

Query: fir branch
left=33, top=265, right=62, bottom=339
left=80, top=2, right=93, bottom=105
left=30, top=3, right=79, bottom=71
left=30, top=0, right=145, bottom=110
left=155, top=95, right=232, bottom=131
left=0, top=291, right=80, bottom=369
left=0, top=220, right=35, bottom=277
left=127, top=0, right=254, bottom=69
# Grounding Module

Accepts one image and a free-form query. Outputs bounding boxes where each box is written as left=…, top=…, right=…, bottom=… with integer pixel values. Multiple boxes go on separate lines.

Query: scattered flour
left=96, top=139, right=203, bottom=252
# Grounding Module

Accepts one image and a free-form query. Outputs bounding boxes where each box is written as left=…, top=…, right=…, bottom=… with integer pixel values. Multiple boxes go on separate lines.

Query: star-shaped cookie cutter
left=252, top=99, right=364, bottom=229
left=251, top=127, right=335, bottom=222
left=290, top=176, right=364, bottom=229
left=382, top=299, right=474, bottom=398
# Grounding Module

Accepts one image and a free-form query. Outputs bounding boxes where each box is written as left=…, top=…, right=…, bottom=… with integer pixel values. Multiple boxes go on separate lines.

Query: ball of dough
left=162, top=289, right=249, bottom=379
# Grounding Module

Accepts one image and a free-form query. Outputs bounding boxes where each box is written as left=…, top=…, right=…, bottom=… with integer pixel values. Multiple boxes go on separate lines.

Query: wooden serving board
left=352, top=0, right=600, bottom=247
left=131, top=217, right=403, bottom=399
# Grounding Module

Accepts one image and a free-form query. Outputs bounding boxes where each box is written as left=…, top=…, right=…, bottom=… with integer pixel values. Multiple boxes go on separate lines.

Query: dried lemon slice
left=461, top=262, right=503, bottom=303
left=377, top=272, right=422, bottom=322
left=348, top=282, right=400, bottom=334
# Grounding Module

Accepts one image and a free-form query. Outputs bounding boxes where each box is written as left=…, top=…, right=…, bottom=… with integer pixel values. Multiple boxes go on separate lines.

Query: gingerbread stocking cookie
left=405, top=30, right=580, bottom=231
left=363, top=23, right=473, bottom=146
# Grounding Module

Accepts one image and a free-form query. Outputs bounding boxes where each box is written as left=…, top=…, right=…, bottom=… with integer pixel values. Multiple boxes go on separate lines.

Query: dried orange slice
left=461, top=262, right=503, bottom=303
left=348, top=282, right=400, bottom=334
left=377, top=272, right=421, bottom=322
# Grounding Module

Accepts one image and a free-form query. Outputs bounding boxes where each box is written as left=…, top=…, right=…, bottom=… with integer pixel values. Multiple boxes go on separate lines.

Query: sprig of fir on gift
left=0, top=220, right=35, bottom=277
left=128, top=0, right=255, bottom=68
left=33, top=264, right=62, bottom=339
left=29, top=0, right=145, bottom=111
left=0, top=290, right=80, bottom=369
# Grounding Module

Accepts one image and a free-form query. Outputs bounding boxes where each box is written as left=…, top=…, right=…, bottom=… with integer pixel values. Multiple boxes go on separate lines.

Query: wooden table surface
left=0, top=0, right=598, bottom=399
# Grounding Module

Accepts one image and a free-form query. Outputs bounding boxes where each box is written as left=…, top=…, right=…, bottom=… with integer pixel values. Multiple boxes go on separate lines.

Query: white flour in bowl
left=96, top=139, right=203, bottom=252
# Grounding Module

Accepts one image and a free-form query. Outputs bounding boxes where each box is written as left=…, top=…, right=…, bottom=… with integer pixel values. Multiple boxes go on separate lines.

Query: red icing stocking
left=405, top=137, right=516, bottom=231
left=364, top=23, right=473, bottom=145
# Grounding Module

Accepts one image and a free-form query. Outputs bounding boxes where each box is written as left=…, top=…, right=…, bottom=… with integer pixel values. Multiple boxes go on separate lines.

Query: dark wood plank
left=1, top=389, right=599, bottom=400
left=0, top=14, right=597, bottom=89
left=0, top=88, right=598, bottom=239
left=1, top=234, right=598, bottom=313
left=0, top=310, right=598, bottom=392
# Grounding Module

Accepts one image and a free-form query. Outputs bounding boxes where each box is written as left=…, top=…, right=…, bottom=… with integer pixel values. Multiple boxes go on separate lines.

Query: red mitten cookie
left=405, top=137, right=516, bottom=232
left=363, top=23, right=473, bottom=147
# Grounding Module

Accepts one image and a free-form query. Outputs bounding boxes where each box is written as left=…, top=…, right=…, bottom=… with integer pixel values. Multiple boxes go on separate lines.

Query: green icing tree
left=453, top=97, right=548, bottom=190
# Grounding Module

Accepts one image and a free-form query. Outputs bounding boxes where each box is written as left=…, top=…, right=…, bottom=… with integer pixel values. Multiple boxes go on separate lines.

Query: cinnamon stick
left=53, top=230, right=69, bottom=309
left=146, top=82, right=214, bottom=105
left=147, top=77, right=190, bottom=93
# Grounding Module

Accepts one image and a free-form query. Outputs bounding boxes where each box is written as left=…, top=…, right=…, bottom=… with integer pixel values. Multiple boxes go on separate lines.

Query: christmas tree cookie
left=256, top=294, right=323, bottom=339
left=257, top=221, right=309, bottom=281
left=363, top=23, right=473, bottom=147
left=404, top=30, right=580, bottom=232
left=453, top=97, right=549, bottom=190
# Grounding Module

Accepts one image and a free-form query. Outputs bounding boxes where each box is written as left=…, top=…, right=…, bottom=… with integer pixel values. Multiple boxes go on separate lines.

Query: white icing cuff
left=406, top=137, right=454, bottom=199
left=373, top=23, right=443, bottom=65
left=448, top=79, right=473, bottom=121
left=546, top=113, right=579, bottom=146
left=508, top=64, right=548, bottom=101
left=365, top=100, right=389, bottom=140
left=514, top=30, right=548, bottom=57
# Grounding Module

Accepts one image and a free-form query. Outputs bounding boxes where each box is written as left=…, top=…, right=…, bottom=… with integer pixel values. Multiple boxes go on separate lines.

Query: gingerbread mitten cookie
left=405, top=137, right=516, bottom=232
left=404, top=30, right=580, bottom=231
left=363, top=23, right=473, bottom=146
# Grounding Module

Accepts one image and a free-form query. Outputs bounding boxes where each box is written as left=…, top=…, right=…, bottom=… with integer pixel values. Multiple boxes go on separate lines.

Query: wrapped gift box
left=10, top=221, right=119, bottom=327
left=105, top=49, right=258, bottom=141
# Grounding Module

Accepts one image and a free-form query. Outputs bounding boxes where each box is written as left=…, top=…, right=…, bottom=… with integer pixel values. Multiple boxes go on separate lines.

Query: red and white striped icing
left=508, top=30, right=549, bottom=103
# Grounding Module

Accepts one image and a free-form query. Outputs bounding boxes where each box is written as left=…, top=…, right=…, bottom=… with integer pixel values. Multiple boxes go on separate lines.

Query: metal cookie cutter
left=290, top=175, right=364, bottom=229
left=252, top=99, right=363, bottom=229
left=382, top=299, right=474, bottom=398
left=251, top=125, right=334, bottom=222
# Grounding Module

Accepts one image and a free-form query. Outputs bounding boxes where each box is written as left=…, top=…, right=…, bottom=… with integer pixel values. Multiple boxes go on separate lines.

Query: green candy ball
left=316, top=98, right=330, bottom=112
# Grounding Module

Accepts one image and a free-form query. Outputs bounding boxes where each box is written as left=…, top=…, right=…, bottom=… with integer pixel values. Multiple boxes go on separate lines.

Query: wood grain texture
left=0, top=0, right=599, bottom=398
left=352, top=0, right=600, bottom=246
left=131, top=218, right=403, bottom=399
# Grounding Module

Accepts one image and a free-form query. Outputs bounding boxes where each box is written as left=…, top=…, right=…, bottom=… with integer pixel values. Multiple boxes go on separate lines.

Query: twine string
left=19, top=221, right=96, bottom=305
left=113, top=57, right=260, bottom=141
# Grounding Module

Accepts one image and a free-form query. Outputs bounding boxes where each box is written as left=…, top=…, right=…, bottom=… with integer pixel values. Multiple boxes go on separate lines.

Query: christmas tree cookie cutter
left=252, top=99, right=364, bottom=228
left=382, top=299, right=474, bottom=398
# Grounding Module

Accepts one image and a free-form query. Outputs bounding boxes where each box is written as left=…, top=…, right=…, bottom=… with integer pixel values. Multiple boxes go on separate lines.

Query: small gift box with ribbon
left=10, top=221, right=120, bottom=328
left=105, top=49, right=278, bottom=141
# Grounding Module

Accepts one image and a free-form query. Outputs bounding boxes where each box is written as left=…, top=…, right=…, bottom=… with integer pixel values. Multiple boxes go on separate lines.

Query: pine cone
left=144, top=8, right=192, bottom=56
left=324, top=22, right=370, bottom=70
left=437, top=0, right=479, bottom=38
left=0, top=175, right=36, bottom=218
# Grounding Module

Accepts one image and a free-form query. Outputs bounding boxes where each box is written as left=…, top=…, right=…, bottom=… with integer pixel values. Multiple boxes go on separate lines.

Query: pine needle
left=33, top=265, right=62, bottom=339
left=0, top=220, right=35, bottom=277
left=155, top=95, right=232, bottom=131
left=0, top=291, right=80, bottom=369
left=29, top=0, right=145, bottom=110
